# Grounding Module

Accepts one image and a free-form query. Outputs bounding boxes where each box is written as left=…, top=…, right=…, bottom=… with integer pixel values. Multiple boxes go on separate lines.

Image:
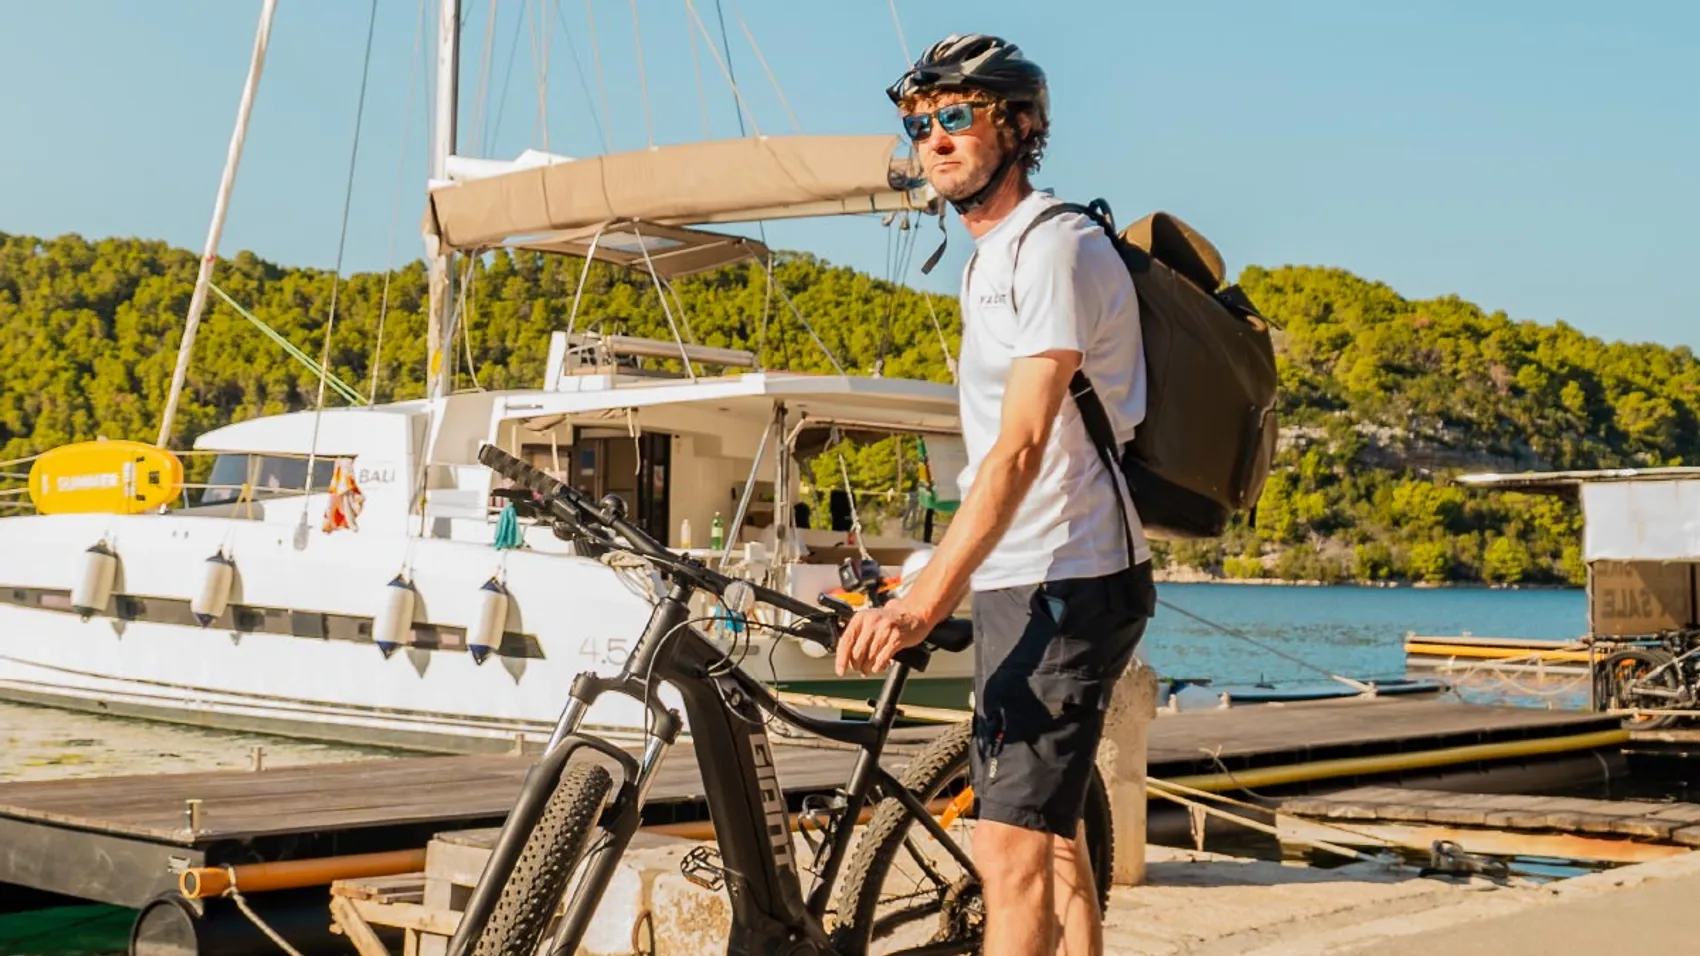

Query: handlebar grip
left=926, top=617, right=975, bottom=654
left=479, top=444, right=569, bottom=499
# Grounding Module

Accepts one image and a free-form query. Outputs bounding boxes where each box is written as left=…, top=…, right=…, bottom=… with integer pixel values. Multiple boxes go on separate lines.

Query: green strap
left=207, top=283, right=369, bottom=406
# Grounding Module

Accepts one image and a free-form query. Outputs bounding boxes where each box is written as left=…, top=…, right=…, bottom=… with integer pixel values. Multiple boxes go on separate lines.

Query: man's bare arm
left=900, top=348, right=1081, bottom=625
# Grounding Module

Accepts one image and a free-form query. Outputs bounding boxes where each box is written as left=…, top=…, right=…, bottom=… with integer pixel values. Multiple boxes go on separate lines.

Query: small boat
left=1159, top=676, right=1450, bottom=710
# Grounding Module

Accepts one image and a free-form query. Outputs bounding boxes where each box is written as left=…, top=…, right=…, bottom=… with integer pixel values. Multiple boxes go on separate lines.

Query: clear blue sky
left=2, top=1, right=1695, bottom=351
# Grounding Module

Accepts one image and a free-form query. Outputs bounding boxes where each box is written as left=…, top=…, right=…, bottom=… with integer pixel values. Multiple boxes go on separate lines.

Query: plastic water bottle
left=680, top=518, right=693, bottom=550
left=711, top=512, right=725, bottom=551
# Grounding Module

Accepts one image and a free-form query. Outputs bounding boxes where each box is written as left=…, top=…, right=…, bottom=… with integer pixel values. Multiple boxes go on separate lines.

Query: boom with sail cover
left=422, top=134, right=933, bottom=255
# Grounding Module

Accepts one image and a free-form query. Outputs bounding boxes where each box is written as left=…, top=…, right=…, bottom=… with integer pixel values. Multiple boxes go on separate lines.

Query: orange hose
left=178, top=848, right=426, bottom=899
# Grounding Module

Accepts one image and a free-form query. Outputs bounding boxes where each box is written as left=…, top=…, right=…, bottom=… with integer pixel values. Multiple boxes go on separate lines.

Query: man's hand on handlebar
left=835, top=599, right=936, bottom=676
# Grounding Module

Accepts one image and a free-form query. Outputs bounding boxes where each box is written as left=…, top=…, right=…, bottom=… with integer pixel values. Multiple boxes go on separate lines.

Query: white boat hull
left=0, top=513, right=973, bottom=752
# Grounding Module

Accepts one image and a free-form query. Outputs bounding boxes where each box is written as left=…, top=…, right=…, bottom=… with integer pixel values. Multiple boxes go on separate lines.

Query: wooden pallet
left=329, top=872, right=447, bottom=956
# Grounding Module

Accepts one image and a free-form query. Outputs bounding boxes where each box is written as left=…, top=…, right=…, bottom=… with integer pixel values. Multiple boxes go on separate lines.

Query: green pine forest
left=2, top=230, right=1696, bottom=586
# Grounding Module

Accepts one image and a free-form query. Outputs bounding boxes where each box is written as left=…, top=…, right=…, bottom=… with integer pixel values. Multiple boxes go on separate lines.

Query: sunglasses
left=901, top=102, right=987, bottom=142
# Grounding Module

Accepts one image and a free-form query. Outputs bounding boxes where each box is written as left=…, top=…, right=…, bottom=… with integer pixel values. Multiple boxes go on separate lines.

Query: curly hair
left=899, top=92, right=1048, bottom=174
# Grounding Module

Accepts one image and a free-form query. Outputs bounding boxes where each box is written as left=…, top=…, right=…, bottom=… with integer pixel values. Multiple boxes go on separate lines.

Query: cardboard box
left=1588, top=561, right=1698, bottom=637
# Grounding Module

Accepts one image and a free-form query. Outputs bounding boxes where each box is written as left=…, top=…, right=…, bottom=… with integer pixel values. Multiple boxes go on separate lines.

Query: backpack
left=995, top=199, right=1279, bottom=541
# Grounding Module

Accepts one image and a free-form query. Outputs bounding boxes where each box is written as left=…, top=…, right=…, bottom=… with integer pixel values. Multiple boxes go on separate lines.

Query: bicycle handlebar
left=479, top=444, right=854, bottom=647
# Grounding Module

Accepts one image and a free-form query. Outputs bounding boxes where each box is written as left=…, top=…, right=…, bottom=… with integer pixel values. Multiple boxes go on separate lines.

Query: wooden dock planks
left=0, top=743, right=868, bottom=844
left=0, top=697, right=1634, bottom=908
left=0, top=698, right=1623, bottom=846
left=1144, top=697, right=1620, bottom=771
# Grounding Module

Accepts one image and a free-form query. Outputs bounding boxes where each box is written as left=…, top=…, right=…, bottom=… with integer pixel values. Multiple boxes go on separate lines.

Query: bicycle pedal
left=680, top=845, right=729, bottom=892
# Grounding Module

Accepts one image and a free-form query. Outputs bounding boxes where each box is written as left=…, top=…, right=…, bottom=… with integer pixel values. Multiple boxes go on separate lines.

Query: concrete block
left=1097, top=657, right=1158, bottom=887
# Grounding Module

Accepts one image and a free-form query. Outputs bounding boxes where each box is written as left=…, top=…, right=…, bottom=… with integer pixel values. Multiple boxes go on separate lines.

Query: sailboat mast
left=156, top=0, right=278, bottom=448
left=426, top=0, right=461, bottom=400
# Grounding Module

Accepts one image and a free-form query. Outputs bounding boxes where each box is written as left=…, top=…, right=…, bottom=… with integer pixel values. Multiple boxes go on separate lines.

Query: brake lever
left=816, top=592, right=932, bottom=673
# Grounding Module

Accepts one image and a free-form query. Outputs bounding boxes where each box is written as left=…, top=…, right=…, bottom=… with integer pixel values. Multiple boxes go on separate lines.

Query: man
left=836, top=33, right=1157, bottom=956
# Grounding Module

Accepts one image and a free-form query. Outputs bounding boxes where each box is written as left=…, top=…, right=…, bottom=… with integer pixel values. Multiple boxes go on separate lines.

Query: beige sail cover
left=425, top=135, right=930, bottom=253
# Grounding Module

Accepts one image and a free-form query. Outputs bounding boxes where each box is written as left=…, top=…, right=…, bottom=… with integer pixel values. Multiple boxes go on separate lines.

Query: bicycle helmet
left=887, top=34, right=1049, bottom=215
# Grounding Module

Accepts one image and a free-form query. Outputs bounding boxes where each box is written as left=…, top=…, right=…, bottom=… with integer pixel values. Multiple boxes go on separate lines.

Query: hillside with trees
left=2, top=230, right=1695, bottom=585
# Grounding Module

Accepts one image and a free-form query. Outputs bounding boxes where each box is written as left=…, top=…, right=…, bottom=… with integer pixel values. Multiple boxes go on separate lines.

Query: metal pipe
left=156, top=0, right=276, bottom=447
left=1405, top=642, right=1591, bottom=664
left=177, top=848, right=425, bottom=899
left=717, top=404, right=778, bottom=570
left=1163, top=728, right=1630, bottom=793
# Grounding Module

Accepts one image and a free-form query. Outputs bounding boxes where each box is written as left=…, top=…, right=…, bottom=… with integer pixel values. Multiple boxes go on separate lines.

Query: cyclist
left=837, top=33, right=1157, bottom=956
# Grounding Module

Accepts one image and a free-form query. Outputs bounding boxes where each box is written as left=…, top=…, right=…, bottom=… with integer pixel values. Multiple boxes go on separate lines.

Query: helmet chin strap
left=919, top=136, right=1027, bottom=275
left=947, top=142, right=1022, bottom=216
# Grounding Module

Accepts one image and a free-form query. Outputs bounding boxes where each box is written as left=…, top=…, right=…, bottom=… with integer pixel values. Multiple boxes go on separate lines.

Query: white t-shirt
left=955, top=189, right=1151, bottom=592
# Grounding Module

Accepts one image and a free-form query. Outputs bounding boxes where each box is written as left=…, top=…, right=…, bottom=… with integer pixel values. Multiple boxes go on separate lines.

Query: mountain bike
left=1595, top=632, right=1700, bottom=729
left=448, top=444, right=1113, bottom=956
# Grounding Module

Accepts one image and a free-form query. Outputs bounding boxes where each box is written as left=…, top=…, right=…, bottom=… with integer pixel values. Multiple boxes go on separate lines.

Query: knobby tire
left=471, top=761, right=614, bottom=956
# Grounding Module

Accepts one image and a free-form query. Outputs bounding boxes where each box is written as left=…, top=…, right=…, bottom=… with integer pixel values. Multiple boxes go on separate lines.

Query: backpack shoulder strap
left=967, top=199, right=1118, bottom=299
left=1005, top=199, right=1143, bottom=569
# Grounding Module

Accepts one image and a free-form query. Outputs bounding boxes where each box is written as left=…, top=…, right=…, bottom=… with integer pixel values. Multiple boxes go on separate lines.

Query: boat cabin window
left=520, top=432, right=671, bottom=542
left=199, top=454, right=340, bottom=505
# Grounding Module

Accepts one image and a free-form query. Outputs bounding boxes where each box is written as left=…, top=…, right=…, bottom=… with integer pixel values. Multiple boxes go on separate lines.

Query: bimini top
left=501, top=370, right=960, bottom=440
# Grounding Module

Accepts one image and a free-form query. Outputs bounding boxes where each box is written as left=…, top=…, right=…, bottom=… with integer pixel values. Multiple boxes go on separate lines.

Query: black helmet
left=886, top=33, right=1049, bottom=130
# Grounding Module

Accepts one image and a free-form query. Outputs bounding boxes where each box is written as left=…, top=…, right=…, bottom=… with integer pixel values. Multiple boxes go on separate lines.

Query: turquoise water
left=1139, top=582, right=1589, bottom=708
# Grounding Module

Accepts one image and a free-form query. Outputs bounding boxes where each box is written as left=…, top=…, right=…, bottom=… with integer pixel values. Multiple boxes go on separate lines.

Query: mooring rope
left=221, top=866, right=307, bottom=956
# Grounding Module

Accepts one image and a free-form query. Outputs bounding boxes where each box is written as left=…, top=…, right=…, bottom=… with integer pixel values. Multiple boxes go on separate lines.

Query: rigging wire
left=302, top=0, right=379, bottom=509
left=470, top=0, right=499, bottom=150
left=629, top=0, right=654, bottom=147
left=369, top=0, right=430, bottom=403
left=485, top=2, right=528, bottom=153
left=550, top=0, right=610, bottom=152
left=710, top=0, right=746, bottom=136
left=682, top=0, right=761, bottom=137
left=730, top=1, right=800, bottom=132
left=688, top=14, right=711, bottom=139
left=886, top=0, right=911, bottom=64
left=585, top=0, right=614, bottom=149
left=528, top=0, right=553, bottom=151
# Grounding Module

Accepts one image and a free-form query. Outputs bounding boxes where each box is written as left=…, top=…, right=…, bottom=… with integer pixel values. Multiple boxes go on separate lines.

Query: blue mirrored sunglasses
left=902, top=102, right=981, bottom=142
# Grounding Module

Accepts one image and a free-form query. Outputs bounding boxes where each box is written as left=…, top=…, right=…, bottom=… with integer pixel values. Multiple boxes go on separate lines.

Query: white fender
left=192, top=553, right=236, bottom=627
left=373, top=573, right=417, bottom=657
left=467, top=576, right=509, bottom=664
left=72, top=542, right=118, bottom=620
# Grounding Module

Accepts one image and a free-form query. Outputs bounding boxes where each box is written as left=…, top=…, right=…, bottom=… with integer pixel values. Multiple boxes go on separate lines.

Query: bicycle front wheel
left=471, top=761, right=613, bottom=956
left=830, top=721, right=1112, bottom=956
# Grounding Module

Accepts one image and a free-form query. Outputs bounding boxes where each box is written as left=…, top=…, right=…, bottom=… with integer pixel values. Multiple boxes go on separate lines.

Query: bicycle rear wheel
left=830, top=721, right=1112, bottom=956
left=471, top=761, right=614, bottom=956
left=1598, top=646, right=1684, bottom=729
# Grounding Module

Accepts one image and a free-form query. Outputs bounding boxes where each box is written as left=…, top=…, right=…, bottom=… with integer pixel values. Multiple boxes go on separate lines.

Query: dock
left=1404, top=633, right=1591, bottom=676
left=1277, top=785, right=1700, bottom=865
left=0, top=698, right=1628, bottom=913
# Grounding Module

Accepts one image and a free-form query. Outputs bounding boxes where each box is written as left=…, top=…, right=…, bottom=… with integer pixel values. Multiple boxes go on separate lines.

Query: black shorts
left=969, top=562, right=1155, bottom=837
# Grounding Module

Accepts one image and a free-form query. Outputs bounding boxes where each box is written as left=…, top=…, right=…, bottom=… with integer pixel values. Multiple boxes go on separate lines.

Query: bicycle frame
left=445, top=580, right=978, bottom=956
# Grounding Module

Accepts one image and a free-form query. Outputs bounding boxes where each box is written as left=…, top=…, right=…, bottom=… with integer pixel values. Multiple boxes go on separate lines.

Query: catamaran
left=0, top=1, right=974, bottom=750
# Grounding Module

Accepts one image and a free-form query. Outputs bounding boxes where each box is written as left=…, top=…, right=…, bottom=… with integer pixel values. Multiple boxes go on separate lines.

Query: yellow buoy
left=28, top=440, right=183, bottom=515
